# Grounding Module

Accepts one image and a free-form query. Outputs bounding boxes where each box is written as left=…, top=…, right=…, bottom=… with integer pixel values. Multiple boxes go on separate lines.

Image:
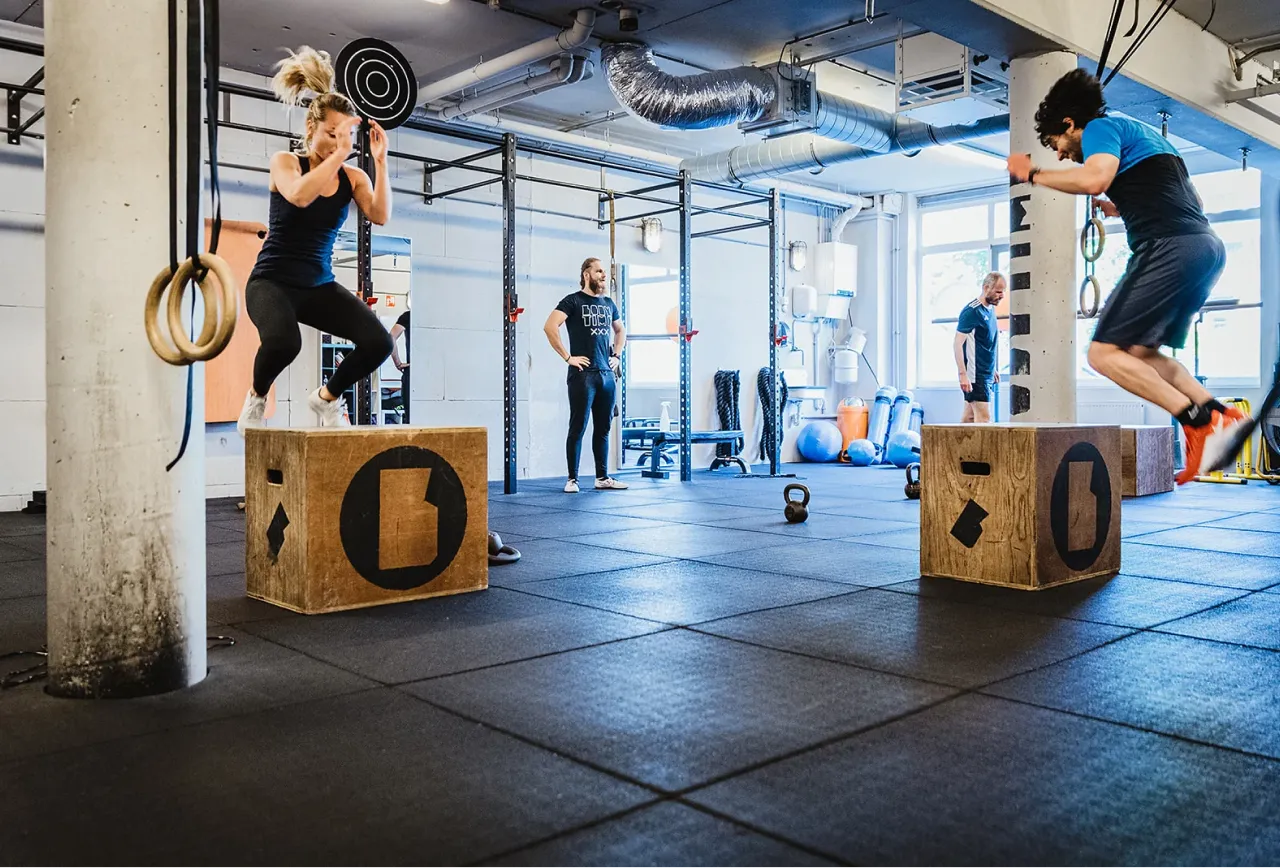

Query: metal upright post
left=355, top=123, right=374, bottom=425
left=678, top=170, right=693, bottom=482
left=502, top=133, right=518, bottom=494
left=768, top=188, right=781, bottom=475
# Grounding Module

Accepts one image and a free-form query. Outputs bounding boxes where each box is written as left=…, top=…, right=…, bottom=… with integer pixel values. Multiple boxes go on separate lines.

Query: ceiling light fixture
left=423, top=0, right=450, bottom=5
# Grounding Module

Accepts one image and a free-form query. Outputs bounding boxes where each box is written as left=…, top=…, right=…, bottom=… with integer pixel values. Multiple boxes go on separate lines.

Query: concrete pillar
left=1008, top=51, right=1080, bottom=422
left=45, top=0, right=206, bottom=697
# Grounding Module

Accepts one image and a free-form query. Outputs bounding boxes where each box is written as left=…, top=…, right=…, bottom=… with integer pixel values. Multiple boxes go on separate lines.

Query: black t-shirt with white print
left=555, top=291, right=619, bottom=380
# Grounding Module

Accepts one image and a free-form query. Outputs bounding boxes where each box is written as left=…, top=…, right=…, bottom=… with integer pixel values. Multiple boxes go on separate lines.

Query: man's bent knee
left=1087, top=341, right=1120, bottom=374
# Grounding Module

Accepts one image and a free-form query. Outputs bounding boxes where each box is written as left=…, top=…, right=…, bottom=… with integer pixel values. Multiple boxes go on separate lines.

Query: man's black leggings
left=567, top=369, right=616, bottom=481
left=245, top=277, right=393, bottom=398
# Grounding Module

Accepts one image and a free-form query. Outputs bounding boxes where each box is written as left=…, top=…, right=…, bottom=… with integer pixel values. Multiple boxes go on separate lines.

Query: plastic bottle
left=866, top=386, right=897, bottom=459
left=660, top=401, right=672, bottom=433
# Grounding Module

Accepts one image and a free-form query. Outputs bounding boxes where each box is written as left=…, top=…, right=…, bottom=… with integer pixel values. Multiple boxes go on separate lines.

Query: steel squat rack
left=1, top=36, right=800, bottom=494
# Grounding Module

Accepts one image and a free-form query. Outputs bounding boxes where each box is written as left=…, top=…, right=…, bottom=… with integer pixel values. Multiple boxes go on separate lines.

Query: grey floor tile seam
left=384, top=625, right=683, bottom=688
left=668, top=798, right=852, bottom=867
left=504, top=573, right=869, bottom=629
left=870, top=578, right=1254, bottom=630
left=681, top=553, right=904, bottom=587
left=973, top=686, right=1280, bottom=767
left=492, top=558, right=682, bottom=588
left=0, top=683, right=386, bottom=772
left=470, top=798, right=672, bottom=867
left=682, top=625, right=963, bottom=694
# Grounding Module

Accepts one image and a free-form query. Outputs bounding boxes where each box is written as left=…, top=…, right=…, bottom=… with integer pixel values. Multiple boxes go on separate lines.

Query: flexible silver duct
left=600, top=42, right=776, bottom=130
left=681, top=113, right=1010, bottom=184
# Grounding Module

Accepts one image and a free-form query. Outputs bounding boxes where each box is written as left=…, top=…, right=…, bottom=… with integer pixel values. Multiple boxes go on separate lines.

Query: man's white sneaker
left=594, top=477, right=628, bottom=490
left=308, top=388, right=349, bottom=428
left=236, top=390, right=267, bottom=438
left=564, top=479, right=580, bottom=493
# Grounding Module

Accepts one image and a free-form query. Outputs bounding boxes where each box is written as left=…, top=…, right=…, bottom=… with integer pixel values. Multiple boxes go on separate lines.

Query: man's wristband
left=1028, top=167, right=1040, bottom=186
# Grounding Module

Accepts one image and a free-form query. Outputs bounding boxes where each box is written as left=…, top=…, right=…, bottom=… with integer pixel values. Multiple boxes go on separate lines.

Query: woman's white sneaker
left=594, top=477, right=628, bottom=490
left=308, top=388, right=349, bottom=427
left=236, top=390, right=267, bottom=438
left=564, top=479, right=580, bottom=493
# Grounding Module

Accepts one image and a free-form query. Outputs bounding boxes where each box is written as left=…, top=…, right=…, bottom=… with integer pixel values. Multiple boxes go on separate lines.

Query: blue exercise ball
left=846, top=438, right=878, bottom=466
left=886, top=430, right=922, bottom=468
left=797, top=420, right=843, bottom=462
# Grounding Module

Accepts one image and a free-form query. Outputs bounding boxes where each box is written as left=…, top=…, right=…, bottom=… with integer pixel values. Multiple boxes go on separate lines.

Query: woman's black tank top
left=251, top=153, right=353, bottom=287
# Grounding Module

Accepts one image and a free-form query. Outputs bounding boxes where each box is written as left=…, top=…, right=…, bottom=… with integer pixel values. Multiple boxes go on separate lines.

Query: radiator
left=1076, top=401, right=1149, bottom=426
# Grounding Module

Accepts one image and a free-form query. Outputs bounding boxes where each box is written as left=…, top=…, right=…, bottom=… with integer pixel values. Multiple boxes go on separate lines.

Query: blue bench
left=640, top=430, right=748, bottom=479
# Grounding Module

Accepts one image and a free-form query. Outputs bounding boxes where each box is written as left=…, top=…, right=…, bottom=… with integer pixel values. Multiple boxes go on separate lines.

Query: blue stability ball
left=846, top=438, right=878, bottom=466
left=797, top=420, right=844, bottom=462
left=886, top=430, right=922, bottom=468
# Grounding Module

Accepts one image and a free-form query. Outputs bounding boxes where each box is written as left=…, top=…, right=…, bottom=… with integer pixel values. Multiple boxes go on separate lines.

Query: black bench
left=641, top=430, right=749, bottom=479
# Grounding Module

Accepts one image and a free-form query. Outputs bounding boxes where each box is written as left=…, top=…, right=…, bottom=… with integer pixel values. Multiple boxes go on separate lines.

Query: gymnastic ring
left=145, top=253, right=238, bottom=365
left=1079, top=215, right=1106, bottom=262
left=1079, top=274, right=1102, bottom=319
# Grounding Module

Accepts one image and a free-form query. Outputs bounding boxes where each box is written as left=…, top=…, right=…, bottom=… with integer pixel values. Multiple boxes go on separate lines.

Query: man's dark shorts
left=1092, top=232, right=1226, bottom=350
left=964, top=377, right=994, bottom=403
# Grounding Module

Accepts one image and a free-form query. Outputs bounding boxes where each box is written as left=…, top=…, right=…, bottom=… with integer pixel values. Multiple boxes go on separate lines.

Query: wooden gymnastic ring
left=1079, top=215, right=1106, bottom=263
left=1079, top=274, right=1102, bottom=318
left=145, top=253, right=238, bottom=365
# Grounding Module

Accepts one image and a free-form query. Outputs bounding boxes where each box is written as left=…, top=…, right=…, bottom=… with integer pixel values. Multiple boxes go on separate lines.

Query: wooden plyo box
left=920, top=424, right=1122, bottom=590
left=245, top=427, right=488, bottom=614
left=1121, top=425, right=1174, bottom=497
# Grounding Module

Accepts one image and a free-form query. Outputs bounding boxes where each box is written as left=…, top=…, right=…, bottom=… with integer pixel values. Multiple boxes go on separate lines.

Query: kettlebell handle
left=905, top=463, right=921, bottom=485
left=783, top=483, right=810, bottom=507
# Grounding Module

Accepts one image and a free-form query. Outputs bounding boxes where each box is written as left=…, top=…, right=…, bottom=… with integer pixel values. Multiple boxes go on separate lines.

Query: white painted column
left=1008, top=51, right=1080, bottom=422
left=45, top=0, right=206, bottom=697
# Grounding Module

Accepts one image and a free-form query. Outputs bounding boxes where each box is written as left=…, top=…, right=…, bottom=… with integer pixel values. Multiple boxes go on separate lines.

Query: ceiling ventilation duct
left=680, top=113, right=1010, bottom=184
left=432, top=55, right=593, bottom=121
left=600, top=42, right=777, bottom=130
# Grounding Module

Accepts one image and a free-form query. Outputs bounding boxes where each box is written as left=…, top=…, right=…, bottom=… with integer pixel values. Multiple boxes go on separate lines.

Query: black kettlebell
left=783, top=483, right=810, bottom=523
left=904, top=463, right=921, bottom=500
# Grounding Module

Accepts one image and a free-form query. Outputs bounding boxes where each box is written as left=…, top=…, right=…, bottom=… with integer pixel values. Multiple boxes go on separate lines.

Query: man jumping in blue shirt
left=1007, top=69, right=1246, bottom=484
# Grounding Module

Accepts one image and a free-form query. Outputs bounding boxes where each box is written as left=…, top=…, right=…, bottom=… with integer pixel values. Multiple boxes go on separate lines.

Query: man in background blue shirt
left=954, top=272, right=1005, bottom=422
left=1007, top=68, right=1245, bottom=484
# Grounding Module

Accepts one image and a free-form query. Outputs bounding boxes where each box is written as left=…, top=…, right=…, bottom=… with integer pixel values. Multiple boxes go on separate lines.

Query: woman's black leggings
left=245, top=277, right=393, bottom=398
left=567, top=369, right=616, bottom=480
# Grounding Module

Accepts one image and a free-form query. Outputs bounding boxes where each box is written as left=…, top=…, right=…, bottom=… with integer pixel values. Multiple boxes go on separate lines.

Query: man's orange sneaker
left=1176, top=410, right=1222, bottom=485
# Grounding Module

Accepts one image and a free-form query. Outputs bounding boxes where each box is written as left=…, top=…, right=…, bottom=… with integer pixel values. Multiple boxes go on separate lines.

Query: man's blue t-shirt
left=1081, top=116, right=1210, bottom=244
left=957, top=299, right=997, bottom=382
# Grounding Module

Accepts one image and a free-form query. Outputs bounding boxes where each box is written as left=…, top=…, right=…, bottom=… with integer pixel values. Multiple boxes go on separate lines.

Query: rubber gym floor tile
left=711, top=512, right=916, bottom=541
left=489, top=511, right=675, bottom=541
left=486, top=539, right=674, bottom=586
left=0, top=627, right=375, bottom=764
left=516, top=561, right=856, bottom=626
left=206, top=518, right=246, bottom=536
left=0, top=688, right=649, bottom=865
left=1200, top=512, right=1280, bottom=533
left=602, top=500, right=776, bottom=524
left=885, top=574, right=1246, bottom=629
left=0, top=540, right=38, bottom=564
left=405, top=630, right=955, bottom=792
left=1119, top=542, right=1280, bottom=589
left=0, top=558, right=43, bottom=600
left=2, top=532, right=43, bottom=556
left=701, top=539, right=922, bottom=587
left=205, top=522, right=246, bottom=545
left=0, top=593, right=45, bottom=652
left=696, top=589, right=1132, bottom=689
left=206, top=538, right=246, bottom=578
left=841, top=529, right=919, bottom=551
left=687, top=693, right=1280, bottom=865
left=0, top=512, right=46, bottom=538
left=1120, top=520, right=1183, bottom=539
left=1118, top=504, right=1244, bottom=525
left=205, top=570, right=298, bottom=625
left=986, top=632, right=1280, bottom=759
left=243, top=586, right=666, bottom=683
left=567, top=525, right=795, bottom=560
left=488, top=800, right=834, bottom=867
left=806, top=499, right=923, bottom=523
left=1157, top=593, right=1280, bottom=651
left=1128, top=525, right=1280, bottom=558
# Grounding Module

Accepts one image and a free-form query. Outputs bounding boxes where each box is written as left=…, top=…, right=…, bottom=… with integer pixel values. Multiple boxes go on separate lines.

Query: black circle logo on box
left=1050, top=442, right=1112, bottom=570
left=339, top=446, right=468, bottom=590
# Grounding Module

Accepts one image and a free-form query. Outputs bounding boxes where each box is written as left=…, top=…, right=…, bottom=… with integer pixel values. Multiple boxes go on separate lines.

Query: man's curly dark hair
left=1034, top=69, right=1108, bottom=149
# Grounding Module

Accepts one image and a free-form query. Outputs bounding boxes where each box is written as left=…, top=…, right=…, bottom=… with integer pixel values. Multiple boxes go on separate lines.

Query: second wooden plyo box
left=920, top=423, right=1122, bottom=590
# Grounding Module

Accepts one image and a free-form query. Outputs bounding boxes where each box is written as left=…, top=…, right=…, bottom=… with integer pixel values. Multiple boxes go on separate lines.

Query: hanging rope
left=607, top=192, right=618, bottom=295
left=714, top=370, right=742, bottom=458
left=1102, top=0, right=1178, bottom=86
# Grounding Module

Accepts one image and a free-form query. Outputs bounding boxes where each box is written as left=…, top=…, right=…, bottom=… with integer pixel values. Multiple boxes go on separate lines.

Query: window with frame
left=621, top=264, right=680, bottom=386
left=915, top=193, right=1010, bottom=389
